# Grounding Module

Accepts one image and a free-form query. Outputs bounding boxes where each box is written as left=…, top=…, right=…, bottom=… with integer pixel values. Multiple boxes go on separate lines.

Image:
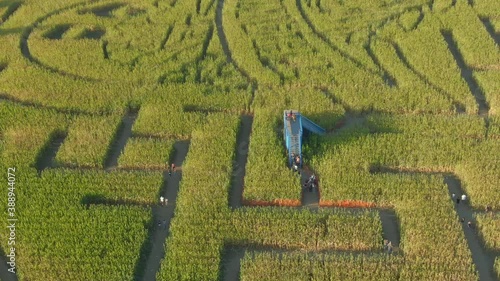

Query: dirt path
left=441, top=31, right=489, bottom=116
left=366, top=36, right=397, bottom=87
left=327, top=112, right=366, bottom=135
left=221, top=116, right=402, bottom=280
left=221, top=247, right=245, bottom=281
left=444, top=176, right=496, bottom=281
left=391, top=42, right=466, bottom=113
left=35, top=131, right=66, bottom=175
left=480, top=18, right=500, bottom=47
left=229, top=115, right=253, bottom=209
left=18, top=1, right=97, bottom=82
left=0, top=93, right=99, bottom=116
left=0, top=249, right=17, bottom=281
left=300, top=167, right=319, bottom=209
left=379, top=209, right=401, bottom=251
left=373, top=168, right=497, bottom=280
left=139, top=140, right=190, bottom=281
left=104, top=111, right=137, bottom=170
left=215, top=0, right=254, bottom=84
left=0, top=2, right=21, bottom=27
left=293, top=0, right=393, bottom=87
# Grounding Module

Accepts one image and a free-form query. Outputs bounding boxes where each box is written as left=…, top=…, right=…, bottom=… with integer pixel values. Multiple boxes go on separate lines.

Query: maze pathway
left=221, top=115, right=403, bottom=280
left=141, top=141, right=190, bottom=281
left=372, top=168, right=498, bottom=281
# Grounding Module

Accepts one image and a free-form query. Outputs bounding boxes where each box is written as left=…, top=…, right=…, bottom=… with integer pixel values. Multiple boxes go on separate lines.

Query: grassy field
left=0, top=0, right=499, bottom=280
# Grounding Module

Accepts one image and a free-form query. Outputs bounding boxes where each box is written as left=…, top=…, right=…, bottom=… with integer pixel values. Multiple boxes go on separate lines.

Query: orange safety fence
left=242, top=199, right=301, bottom=207
left=319, top=200, right=376, bottom=208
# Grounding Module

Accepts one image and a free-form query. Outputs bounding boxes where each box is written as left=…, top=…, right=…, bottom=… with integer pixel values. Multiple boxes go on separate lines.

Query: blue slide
left=283, top=110, right=325, bottom=167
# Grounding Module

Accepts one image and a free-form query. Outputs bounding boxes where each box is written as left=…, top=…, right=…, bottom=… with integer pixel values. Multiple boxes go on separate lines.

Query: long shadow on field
left=229, top=115, right=253, bottom=209
left=480, top=17, right=500, bottom=47
left=137, top=140, right=190, bottom=281
left=18, top=1, right=98, bottom=82
left=391, top=41, right=466, bottom=113
left=104, top=110, right=138, bottom=170
left=294, top=0, right=395, bottom=88
left=34, top=130, right=66, bottom=176
left=366, top=36, right=397, bottom=87
left=0, top=93, right=101, bottom=116
left=371, top=167, right=497, bottom=281
left=0, top=1, right=21, bottom=26
left=220, top=242, right=401, bottom=281
left=81, top=194, right=152, bottom=208
left=223, top=113, right=402, bottom=281
left=215, top=0, right=256, bottom=86
left=441, top=31, right=489, bottom=116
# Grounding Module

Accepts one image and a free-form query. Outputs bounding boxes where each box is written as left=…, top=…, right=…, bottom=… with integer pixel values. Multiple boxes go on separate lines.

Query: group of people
left=304, top=174, right=318, bottom=192
left=291, top=153, right=301, bottom=172
left=452, top=193, right=467, bottom=204
left=159, top=196, right=168, bottom=206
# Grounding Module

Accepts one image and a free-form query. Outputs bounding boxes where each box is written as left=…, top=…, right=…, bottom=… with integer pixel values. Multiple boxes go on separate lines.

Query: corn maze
left=0, top=0, right=499, bottom=280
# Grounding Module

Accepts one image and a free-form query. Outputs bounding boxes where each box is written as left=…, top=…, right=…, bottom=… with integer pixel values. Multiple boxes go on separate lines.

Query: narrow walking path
left=215, top=0, right=253, bottom=83
left=444, top=176, right=496, bottom=281
left=379, top=209, right=401, bottom=253
left=391, top=42, right=466, bottom=113
left=0, top=93, right=98, bottom=116
left=441, top=31, right=489, bottom=116
left=480, top=18, right=500, bottom=47
left=104, top=111, right=137, bottom=170
left=35, top=131, right=66, bottom=175
left=19, top=1, right=97, bottom=82
left=221, top=247, right=246, bottom=281
left=300, top=167, right=319, bottom=209
left=372, top=167, right=497, bottom=281
left=229, top=115, right=253, bottom=209
left=140, top=140, right=190, bottom=281
left=222, top=118, right=403, bottom=280
left=366, top=36, right=397, bottom=87
left=0, top=250, right=18, bottom=281
left=293, top=0, right=393, bottom=87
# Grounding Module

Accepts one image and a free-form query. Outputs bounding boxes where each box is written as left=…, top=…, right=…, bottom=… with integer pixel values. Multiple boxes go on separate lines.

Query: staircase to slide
left=283, top=110, right=325, bottom=167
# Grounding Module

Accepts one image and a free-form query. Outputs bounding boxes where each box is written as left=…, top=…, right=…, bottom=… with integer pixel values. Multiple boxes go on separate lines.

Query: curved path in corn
left=19, top=2, right=97, bottom=82
left=215, top=0, right=256, bottom=87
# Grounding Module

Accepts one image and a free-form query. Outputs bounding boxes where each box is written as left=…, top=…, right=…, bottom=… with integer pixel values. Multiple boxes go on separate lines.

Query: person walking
left=166, top=162, right=172, bottom=176
left=171, top=163, right=176, bottom=172
left=461, top=194, right=467, bottom=203
left=452, top=193, right=456, bottom=200
left=456, top=197, right=460, bottom=204
left=162, top=219, right=167, bottom=230
left=160, top=196, right=164, bottom=206
left=164, top=198, right=168, bottom=206
left=467, top=221, right=473, bottom=228
left=387, top=241, right=393, bottom=254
